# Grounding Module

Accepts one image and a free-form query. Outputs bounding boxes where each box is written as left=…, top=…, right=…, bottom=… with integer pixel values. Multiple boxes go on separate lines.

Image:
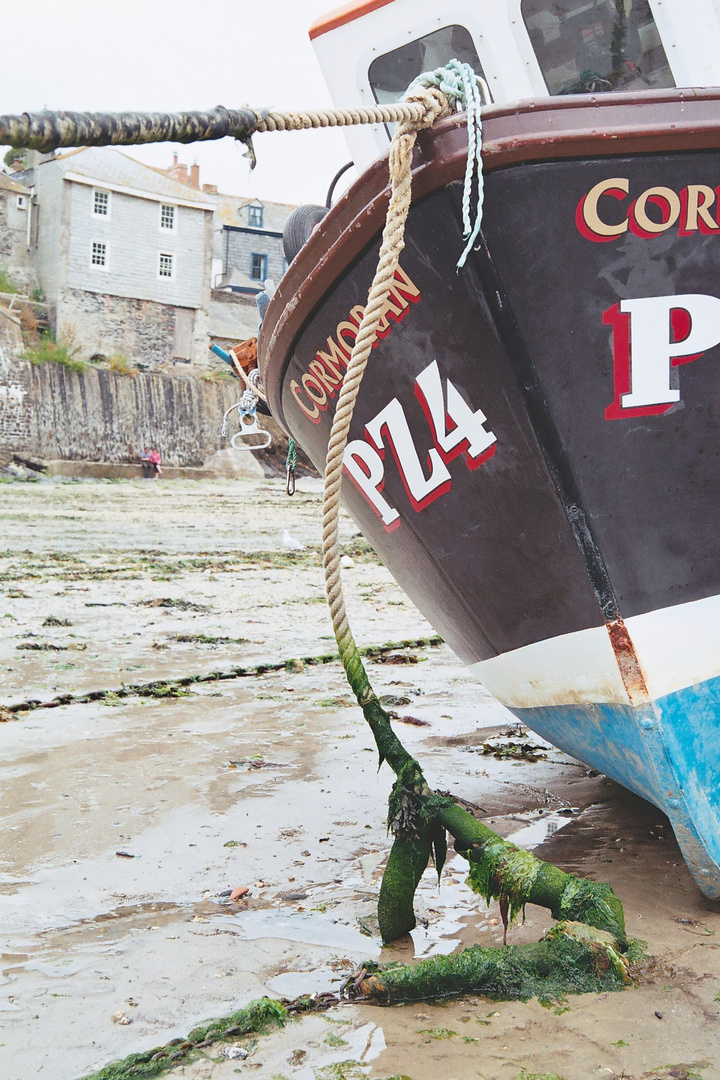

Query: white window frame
left=16, top=195, right=27, bottom=210
left=90, top=240, right=109, bottom=271
left=159, top=203, right=177, bottom=232
left=92, top=188, right=111, bottom=219
left=158, top=252, right=175, bottom=280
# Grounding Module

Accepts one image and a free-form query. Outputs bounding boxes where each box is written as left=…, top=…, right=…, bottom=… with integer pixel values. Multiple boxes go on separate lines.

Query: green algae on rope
left=439, top=801, right=627, bottom=947
left=314, top=70, right=628, bottom=968
left=356, top=922, right=632, bottom=1005
left=1, top=636, right=443, bottom=717
left=80, top=998, right=290, bottom=1080
left=79, top=991, right=418, bottom=1080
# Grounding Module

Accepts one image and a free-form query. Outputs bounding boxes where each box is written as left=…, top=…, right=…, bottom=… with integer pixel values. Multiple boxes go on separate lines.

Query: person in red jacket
left=148, top=449, right=162, bottom=478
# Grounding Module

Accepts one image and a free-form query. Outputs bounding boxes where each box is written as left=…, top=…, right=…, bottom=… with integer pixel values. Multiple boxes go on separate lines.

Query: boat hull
left=260, top=89, right=720, bottom=897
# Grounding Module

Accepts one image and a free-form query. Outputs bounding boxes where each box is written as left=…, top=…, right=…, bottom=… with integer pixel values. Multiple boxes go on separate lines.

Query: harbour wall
left=0, top=351, right=272, bottom=469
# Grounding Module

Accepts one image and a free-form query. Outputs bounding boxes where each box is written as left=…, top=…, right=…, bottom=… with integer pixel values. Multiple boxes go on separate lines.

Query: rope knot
left=402, top=85, right=452, bottom=129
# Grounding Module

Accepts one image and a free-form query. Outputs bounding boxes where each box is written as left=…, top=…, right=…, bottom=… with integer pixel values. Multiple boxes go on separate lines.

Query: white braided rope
left=321, top=86, right=451, bottom=677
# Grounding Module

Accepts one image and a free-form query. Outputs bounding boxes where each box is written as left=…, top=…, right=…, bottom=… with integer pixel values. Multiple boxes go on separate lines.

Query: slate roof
left=214, top=193, right=295, bottom=232
left=209, top=294, right=259, bottom=342
left=53, top=147, right=214, bottom=205
left=0, top=172, right=30, bottom=195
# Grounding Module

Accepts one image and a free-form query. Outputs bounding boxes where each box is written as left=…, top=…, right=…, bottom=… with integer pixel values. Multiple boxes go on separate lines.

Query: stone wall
left=0, top=356, right=248, bottom=467
left=0, top=191, right=37, bottom=294
left=55, top=289, right=212, bottom=372
left=57, top=289, right=178, bottom=367
left=0, top=316, right=31, bottom=453
left=223, top=226, right=286, bottom=286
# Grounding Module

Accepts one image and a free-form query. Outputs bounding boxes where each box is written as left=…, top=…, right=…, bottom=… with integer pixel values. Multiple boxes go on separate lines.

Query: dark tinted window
left=369, top=25, right=487, bottom=105
left=522, top=0, right=674, bottom=95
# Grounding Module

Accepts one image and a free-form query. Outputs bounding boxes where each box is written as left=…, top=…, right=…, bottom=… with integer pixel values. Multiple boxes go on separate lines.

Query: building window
left=16, top=195, right=27, bottom=210
left=248, top=204, right=263, bottom=228
left=250, top=253, right=268, bottom=281
left=160, top=204, right=176, bottom=230
left=93, top=190, right=110, bottom=216
left=159, top=253, right=174, bottom=278
left=91, top=241, right=108, bottom=268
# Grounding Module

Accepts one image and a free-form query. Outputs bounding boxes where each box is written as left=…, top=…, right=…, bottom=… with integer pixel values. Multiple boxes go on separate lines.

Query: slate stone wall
left=0, top=356, right=243, bottom=467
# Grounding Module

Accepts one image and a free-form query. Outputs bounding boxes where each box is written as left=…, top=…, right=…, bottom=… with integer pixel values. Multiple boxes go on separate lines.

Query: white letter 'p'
left=621, top=293, right=720, bottom=409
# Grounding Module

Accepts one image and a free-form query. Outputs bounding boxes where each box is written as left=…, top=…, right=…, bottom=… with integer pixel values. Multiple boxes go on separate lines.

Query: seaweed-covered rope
left=0, top=102, right=433, bottom=154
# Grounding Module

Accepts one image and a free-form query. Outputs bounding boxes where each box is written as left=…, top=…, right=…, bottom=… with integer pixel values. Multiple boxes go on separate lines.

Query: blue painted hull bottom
left=511, top=674, right=720, bottom=898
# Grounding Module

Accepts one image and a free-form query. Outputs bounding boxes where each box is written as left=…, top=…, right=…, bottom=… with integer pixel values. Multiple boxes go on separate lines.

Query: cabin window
left=522, top=0, right=674, bottom=95
left=369, top=25, right=488, bottom=106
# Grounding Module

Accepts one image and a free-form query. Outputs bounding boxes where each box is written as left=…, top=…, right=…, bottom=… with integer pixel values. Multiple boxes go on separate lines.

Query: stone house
left=149, top=156, right=297, bottom=346
left=0, top=173, right=37, bottom=294
left=212, top=195, right=295, bottom=294
left=20, top=147, right=215, bottom=369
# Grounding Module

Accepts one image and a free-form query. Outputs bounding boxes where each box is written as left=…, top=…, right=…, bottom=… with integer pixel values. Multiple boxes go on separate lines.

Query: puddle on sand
left=229, top=908, right=381, bottom=955
left=504, top=808, right=577, bottom=850
left=292, top=1020, right=387, bottom=1079
left=265, top=966, right=346, bottom=997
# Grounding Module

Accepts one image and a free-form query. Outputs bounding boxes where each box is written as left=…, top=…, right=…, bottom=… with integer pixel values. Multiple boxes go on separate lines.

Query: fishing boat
left=259, top=0, right=720, bottom=898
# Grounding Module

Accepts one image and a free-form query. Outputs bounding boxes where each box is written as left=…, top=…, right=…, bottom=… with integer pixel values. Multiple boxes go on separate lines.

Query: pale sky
left=0, top=0, right=357, bottom=207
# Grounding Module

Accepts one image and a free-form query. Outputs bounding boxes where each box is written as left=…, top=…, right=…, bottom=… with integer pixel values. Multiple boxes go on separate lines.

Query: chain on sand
left=321, top=85, right=452, bottom=698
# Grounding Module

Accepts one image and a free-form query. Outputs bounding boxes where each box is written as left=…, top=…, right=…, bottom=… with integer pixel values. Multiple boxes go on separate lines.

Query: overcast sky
left=0, top=0, right=357, bottom=206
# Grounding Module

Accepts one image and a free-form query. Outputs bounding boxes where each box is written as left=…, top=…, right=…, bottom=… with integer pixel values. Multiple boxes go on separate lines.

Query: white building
left=28, top=147, right=215, bottom=368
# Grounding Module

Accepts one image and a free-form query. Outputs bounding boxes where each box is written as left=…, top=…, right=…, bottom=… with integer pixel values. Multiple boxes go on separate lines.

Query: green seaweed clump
left=80, top=998, right=288, bottom=1080
left=555, top=876, right=627, bottom=947
left=515, top=1072, right=567, bottom=1080
left=360, top=922, right=629, bottom=1004
left=467, top=840, right=540, bottom=926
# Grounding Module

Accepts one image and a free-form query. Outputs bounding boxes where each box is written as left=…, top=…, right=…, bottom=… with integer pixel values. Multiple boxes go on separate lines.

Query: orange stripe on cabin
left=309, top=0, right=397, bottom=40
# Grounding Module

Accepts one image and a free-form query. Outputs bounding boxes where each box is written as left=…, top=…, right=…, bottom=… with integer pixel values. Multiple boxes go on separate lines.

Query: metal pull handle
left=230, top=411, right=272, bottom=451
left=221, top=396, right=272, bottom=452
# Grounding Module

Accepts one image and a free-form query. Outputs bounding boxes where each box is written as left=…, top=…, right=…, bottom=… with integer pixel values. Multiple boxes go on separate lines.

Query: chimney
left=173, top=153, right=178, bottom=166
left=202, top=183, right=218, bottom=194
left=189, top=162, right=200, bottom=189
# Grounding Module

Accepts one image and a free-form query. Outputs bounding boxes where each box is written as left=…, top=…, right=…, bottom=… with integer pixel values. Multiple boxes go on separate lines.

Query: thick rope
left=321, top=85, right=451, bottom=706
left=0, top=102, right=430, bottom=152
left=321, top=63, right=486, bottom=729
left=254, top=102, right=427, bottom=133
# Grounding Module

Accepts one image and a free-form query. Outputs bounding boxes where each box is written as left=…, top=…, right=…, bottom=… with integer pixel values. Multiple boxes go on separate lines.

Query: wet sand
left=1, top=477, right=719, bottom=1080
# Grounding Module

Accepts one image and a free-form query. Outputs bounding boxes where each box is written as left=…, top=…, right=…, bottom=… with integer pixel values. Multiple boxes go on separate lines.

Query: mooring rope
left=0, top=102, right=431, bottom=154
left=321, top=64, right=485, bottom=707
left=0, top=66, right=485, bottom=719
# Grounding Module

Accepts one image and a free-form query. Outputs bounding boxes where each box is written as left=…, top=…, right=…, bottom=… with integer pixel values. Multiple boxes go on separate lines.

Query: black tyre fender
left=283, top=204, right=328, bottom=264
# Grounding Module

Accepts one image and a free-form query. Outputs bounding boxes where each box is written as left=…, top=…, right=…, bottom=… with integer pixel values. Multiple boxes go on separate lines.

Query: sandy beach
left=1, top=476, right=719, bottom=1080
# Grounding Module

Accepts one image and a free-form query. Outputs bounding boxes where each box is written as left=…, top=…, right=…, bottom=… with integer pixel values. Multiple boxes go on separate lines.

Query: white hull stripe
left=470, top=593, right=720, bottom=710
